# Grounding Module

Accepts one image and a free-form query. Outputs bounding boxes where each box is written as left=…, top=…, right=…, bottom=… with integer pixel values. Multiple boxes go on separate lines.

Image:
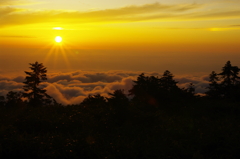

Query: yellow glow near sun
left=55, top=36, right=62, bottom=43
left=53, top=27, right=63, bottom=30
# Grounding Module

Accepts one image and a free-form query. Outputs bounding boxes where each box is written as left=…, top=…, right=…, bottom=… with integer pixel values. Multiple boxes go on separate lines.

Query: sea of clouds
left=0, top=70, right=210, bottom=105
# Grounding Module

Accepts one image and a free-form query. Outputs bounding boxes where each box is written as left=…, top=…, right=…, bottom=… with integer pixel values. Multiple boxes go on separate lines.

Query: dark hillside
left=1, top=99, right=240, bottom=159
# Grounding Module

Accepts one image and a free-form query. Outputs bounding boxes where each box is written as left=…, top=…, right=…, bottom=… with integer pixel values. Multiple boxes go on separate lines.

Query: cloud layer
left=1, top=2, right=240, bottom=27
left=0, top=70, right=209, bottom=105
left=0, top=0, right=31, bottom=6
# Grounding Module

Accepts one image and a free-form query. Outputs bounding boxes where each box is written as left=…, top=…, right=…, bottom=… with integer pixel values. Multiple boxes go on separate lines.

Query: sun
left=55, top=36, right=62, bottom=43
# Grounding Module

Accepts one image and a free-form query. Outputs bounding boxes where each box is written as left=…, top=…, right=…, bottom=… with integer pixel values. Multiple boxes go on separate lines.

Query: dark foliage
left=206, top=71, right=221, bottom=99
left=107, top=89, right=129, bottom=126
left=219, top=61, right=240, bottom=86
left=1, top=61, right=240, bottom=158
left=5, top=91, right=24, bottom=107
left=108, top=89, right=129, bottom=104
left=183, top=82, right=195, bottom=96
left=129, top=70, right=194, bottom=108
left=206, top=61, right=240, bottom=101
left=1, top=99, right=240, bottom=159
left=81, top=94, right=107, bottom=108
left=0, top=96, right=5, bottom=106
left=23, top=61, right=56, bottom=106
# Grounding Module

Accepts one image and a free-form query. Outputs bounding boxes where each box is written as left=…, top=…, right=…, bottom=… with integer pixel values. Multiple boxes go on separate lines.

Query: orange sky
left=0, top=0, right=240, bottom=75
left=1, top=0, right=240, bottom=104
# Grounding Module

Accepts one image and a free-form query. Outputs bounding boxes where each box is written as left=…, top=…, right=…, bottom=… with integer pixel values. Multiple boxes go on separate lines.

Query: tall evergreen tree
left=160, top=70, right=178, bottom=90
left=23, top=62, right=54, bottom=106
left=206, top=61, right=240, bottom=100
left=129, top=73, right=160, bottom=104
left=159, top=70, right=179, bottom=91
left=159, top=70, right=183, bottom=101
left=206, top=71, right=221, bottom=99
left=218, top=61, right=240, bottom=99
left=219, top=61, right=240, bottom=86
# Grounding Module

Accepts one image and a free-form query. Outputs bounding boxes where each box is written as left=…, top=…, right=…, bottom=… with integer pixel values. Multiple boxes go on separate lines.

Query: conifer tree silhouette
left=129, top=70, right=182, bottom=105
left=218, top=61, right=240, bottom=99
left=184, top=82, right=195, bottom=96
left=129, top=73, right=159, bottom=103
left=219, top=61, right=240, bottom=87
left=23, top=62, right=55, bottom=106
left=108, top=89, right=128, bottom=125
left=159, top=70, right=183, bottom=101
left=160, top=70, right=179, bottom=92
left=206, top=71, right=221, bottom=99
left=108, top=89, right=128, bottom=105
left=206, top=61, right=240, bottom=100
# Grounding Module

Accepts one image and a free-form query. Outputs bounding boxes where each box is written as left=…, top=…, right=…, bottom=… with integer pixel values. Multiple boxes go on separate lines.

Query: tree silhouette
left=219, top=61, right=240, bottom=87
left=81, top=94, right=107, bottom=107
left=129, top=70, right=182, bottom=105
left=0, top=96, right=5, bottom=107
left=5, top=91, right=23, bottom=107
left=129, top=73, right=160, bottom=105
left=159, top=70, right=178, bottom=91
left=206, top=61, right=240, bottom=100
left=80, top=94, right=109, bottom=121
left=160, top=70, right=183, bottom=99
left=218, top=61, right=240, bottom=99
left=107, top=90, right=129, bottom=125
left=108, top=89, right=129, bottom=106
left=206, top=71, right=221, bottom=99
left=23, top=62, right=54, bottom=106
left=182, top=82, right=196, bottom=98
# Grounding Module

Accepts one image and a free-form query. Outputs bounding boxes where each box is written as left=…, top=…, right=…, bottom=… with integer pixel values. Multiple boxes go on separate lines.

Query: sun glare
left=55, top=36, right=62, bottom=43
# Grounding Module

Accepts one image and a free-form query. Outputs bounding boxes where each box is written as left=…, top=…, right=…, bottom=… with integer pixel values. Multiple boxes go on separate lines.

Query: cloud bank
left=0, top=70, right=209, bottom=105
left=1, top=2, right=240, bottom=27
left=0, top=0, right=31, bottom=6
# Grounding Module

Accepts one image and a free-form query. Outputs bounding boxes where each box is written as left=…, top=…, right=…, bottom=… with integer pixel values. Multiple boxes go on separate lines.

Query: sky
left=0, top=0, right=240, bottom=104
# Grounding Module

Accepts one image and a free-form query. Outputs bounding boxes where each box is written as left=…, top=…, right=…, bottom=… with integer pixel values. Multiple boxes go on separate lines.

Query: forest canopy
left=1, top=60, right=240, bottom=159
left=0, top=60, right=240, bottom=107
